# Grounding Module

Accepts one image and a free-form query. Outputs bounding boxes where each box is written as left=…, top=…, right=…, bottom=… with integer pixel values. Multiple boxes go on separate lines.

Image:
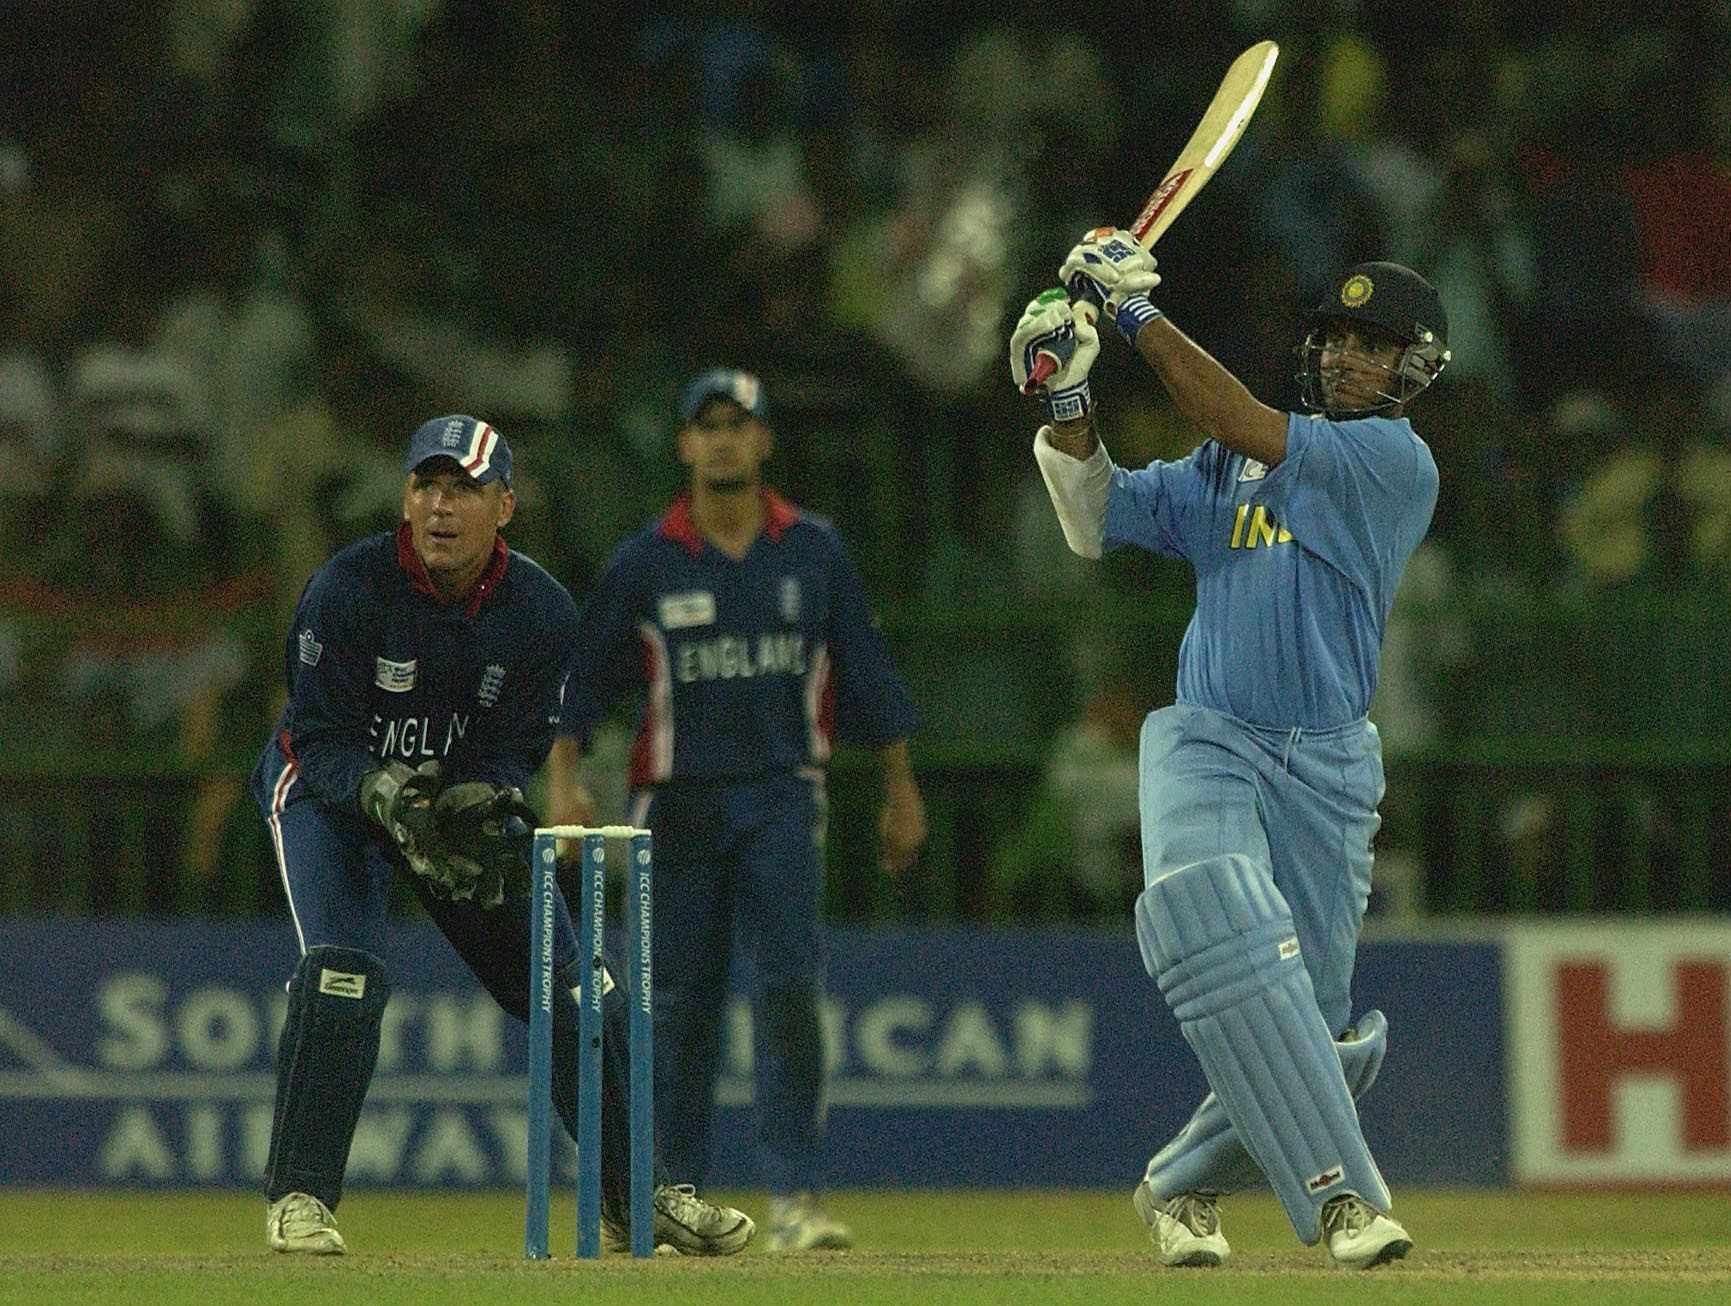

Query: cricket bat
left=1024, top=39, right=1279, bottom=393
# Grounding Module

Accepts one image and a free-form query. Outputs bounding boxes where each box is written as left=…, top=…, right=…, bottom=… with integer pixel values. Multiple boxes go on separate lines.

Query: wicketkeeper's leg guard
left=1136, top=855, right=1390, bottom=1242
left=265, top=946, right=389, bottom=1208
left=551, top=954, right=664, bottom=1225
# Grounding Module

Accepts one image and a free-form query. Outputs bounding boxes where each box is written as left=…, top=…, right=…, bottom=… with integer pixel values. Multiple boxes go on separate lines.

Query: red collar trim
left=658, top=490, right=800, bottom=557
left=395, top=521, right=510, bottom=618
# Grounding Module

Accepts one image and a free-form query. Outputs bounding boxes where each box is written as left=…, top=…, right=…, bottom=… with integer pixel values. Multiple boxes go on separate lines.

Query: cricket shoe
left=1132, top=1180, right=1228, bottom=1267
left=602, top=1184, right=754, bottom=1256
left=763, top=1192, right=854, bottom=1252
left=599, top=1214, right=675, bottom=1256
left=1322, top=1192, right=1412, bottom=1269
left=266, top=1192, right=346, bottom=1254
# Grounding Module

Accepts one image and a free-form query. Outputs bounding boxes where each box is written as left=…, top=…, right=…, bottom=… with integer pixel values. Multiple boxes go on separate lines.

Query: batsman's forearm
left=1134, top=317, right=1287, bottom=465
left=1045, top=414, right=1099, bottom=460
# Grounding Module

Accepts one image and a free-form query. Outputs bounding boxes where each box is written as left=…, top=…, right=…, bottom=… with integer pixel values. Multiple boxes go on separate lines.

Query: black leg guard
left=264, top=946, right=389, bottom=1208
left=550, top=954, right=663, bottom=1224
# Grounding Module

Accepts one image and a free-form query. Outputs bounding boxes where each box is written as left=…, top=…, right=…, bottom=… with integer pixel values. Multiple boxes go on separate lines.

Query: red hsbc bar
left=1508, top=924, right=1731, bottom=1184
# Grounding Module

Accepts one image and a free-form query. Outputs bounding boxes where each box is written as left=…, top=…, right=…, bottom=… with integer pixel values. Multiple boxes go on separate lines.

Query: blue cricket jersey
left=562, top=491, right=918, bottom=786
left=251, top=522, right=579, bottom=813
left=1103, top=412, right=1437, bottom=729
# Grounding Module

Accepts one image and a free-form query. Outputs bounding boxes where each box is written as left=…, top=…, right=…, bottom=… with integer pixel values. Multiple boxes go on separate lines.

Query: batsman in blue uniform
left=1011, top=231, right=1449, bottom=1270
left=251, top=414, right=752, bottom=1256
left=548, top=369, right=927, bottom=1252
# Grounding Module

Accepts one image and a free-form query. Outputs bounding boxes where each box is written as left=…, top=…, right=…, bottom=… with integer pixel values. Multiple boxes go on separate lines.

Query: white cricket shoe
left=763, top=1192, right=854, bottom=1252
left=603, top=1184, right=754, bottom=1256
left=266, top=1192, right=346, bottom=1254
left=1132, top=1180, right=1228, bottom=1267
left=600, top=1213, right=677, bottom=1256
left=1322, top=1192, right=1412, bottom=1269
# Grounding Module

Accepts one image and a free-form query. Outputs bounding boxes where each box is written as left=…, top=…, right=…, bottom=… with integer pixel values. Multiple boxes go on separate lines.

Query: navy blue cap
left=679, top=369, right=767, bottom=424
left=403, top=415, right=512, bottom=485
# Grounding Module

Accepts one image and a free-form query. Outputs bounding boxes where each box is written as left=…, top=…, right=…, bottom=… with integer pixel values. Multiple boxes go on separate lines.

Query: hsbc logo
left=1508, top=925, right=1731, bottom=1184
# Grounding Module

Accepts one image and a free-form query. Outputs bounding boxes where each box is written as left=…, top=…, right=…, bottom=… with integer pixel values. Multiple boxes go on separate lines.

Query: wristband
left=1113, top=294, right=1163, bottom=345
left=1046, top=377, right=1092, bottom=423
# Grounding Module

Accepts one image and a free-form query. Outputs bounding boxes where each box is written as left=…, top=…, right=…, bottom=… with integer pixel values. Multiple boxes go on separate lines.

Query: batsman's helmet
left=1297, top=262, right=1450, bottom=417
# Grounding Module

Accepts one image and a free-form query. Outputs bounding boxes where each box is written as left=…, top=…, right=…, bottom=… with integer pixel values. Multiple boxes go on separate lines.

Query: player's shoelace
left=1324, top=1196, right=1373, bottom=1238
left=1169, top=1193, right=1220, bottom=1236
left=659, top=1183, right=737, bottom=1233
left=277, top=1194, right=336, bottom=1237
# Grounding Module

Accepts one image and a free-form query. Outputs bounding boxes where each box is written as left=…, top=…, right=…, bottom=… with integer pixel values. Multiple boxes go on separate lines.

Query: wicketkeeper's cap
left=679, top=369, right=767, bottom=424
left=403, top=414, right=513, bottom=486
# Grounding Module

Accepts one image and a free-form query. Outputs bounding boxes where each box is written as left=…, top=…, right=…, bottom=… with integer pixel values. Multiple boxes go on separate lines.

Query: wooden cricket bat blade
left=1129, top=40, right=1278, bottom=249
left=1023, top=40, right=1278, bottom=395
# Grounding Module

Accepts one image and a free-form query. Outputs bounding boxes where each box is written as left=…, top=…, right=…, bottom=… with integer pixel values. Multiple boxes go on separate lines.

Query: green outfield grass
left=3, top=1188, right=1729, bottom=1305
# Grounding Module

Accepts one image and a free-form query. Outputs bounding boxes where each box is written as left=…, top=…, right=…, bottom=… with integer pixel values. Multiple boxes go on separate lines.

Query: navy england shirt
left=253, top=523, right=579, bottom=813
left=562, top=491, right=917, bottom=786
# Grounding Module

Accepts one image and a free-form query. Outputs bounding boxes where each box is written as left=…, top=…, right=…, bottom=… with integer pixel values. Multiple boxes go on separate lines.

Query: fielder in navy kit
left=548, top=369, right=927, bottom=1252
left=251, top=414, right=752, bottom=1256
left=1012, top=233, right=1450, bottom=1270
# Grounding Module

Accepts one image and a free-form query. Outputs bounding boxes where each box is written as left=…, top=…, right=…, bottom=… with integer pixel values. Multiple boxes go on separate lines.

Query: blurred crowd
left=6, top=0, right=1731, bottom=916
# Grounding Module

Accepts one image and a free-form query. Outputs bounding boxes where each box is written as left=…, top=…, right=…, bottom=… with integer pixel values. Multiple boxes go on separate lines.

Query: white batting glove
left=1058, top=226, right=1164, bottom=344
left=1009, top=288, right=1100, bottom=423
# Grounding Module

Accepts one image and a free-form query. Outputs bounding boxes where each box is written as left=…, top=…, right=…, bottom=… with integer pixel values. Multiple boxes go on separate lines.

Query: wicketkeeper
left=249, top=414, right=753, bottom=1256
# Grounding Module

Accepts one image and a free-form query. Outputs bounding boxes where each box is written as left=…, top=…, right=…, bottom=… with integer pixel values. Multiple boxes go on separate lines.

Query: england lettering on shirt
left=674, top=633, right=806, bottom=684
left=368, top=712, right=471, bottom=759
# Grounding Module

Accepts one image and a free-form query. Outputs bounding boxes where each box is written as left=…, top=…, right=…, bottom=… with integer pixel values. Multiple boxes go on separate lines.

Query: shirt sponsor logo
left=297, top=629, right=323, bottom=667
left=375, top=657, right=417, bottom=693
left=658, top=592, right=716, bottom=630
left=478, top=664, right=505, bottom=707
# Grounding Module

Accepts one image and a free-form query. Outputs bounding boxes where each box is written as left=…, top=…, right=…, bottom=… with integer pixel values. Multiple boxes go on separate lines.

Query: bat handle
left=1021, top=351, right=1059, bottom=395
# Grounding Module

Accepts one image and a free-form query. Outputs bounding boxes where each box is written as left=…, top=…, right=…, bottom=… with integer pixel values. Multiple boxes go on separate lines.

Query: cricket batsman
left=1011, top=230, right=1449, bottom=1269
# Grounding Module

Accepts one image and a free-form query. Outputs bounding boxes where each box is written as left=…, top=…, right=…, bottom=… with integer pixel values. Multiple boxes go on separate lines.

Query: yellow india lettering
left=1249, top=507, right=1278, bottom=548
left=1229, top=505, right=1294, bottom=550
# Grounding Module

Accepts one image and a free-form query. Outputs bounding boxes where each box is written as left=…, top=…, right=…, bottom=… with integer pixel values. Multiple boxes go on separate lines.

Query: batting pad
left=1135, top=855, right=1391, bottom=1241
left=1143, top=1007, right=1389, bottom=1200
left=265, top=945, right=389, bottom=1208
left=551, top=955, right=648, bottom=1222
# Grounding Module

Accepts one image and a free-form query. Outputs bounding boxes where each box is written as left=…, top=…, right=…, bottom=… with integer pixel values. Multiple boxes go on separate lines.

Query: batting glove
left=1058, top=226, right=1164, bottom=344
left=1010, top=289, right=1100, bottom=423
